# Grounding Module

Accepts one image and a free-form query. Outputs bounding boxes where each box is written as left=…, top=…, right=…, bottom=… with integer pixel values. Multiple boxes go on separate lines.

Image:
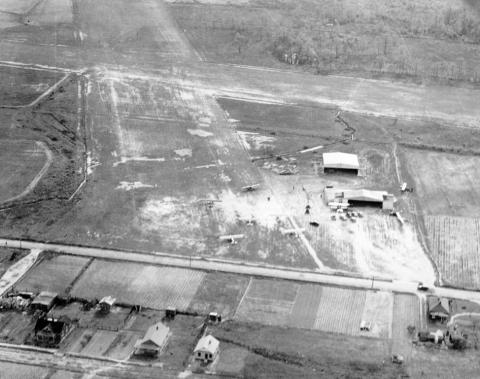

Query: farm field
left=187, top=272, right=250, bottom=318
left=313, top=286, right=366, bottom=336
left=14, top=254, right=91, bottom=295
left=234, top=278, right=388, bottom=337
left=0, top=140, right=50, bottom=204
left=391, top=294, right=420, bottom=359
left=169, top=0, right=480, bottom=84
left=71, top=260, right=205, bottom=310
left=426, top=215, right=480, bottom=289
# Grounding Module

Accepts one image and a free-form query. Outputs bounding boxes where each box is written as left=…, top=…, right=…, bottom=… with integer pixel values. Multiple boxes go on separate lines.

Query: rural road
left=0, top=343, right=183, bottom=379
left=2, top=238, right=480, bottom=305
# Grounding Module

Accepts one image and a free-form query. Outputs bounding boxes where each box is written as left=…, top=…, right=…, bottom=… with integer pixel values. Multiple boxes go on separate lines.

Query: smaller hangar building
left=323, top=152, right=360, bottom=175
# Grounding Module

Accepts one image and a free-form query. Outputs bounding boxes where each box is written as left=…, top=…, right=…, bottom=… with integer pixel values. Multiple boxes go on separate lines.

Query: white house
left=194, top=335, right=219, bottom=363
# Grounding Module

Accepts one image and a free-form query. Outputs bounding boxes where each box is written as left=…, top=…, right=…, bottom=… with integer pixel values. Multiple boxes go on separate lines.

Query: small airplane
left=219, top=234, right=245, bottom=244
left=241, top=184, right=260, bottom=192
left=280, top=228, right=305, bottom=236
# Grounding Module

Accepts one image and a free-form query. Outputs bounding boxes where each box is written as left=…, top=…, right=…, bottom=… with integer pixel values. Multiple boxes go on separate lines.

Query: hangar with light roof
left=322, top=152, right=360, bottom=175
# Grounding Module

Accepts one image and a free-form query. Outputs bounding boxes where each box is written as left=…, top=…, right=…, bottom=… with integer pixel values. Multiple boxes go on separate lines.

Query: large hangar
left=323, top=152, right=359, bottom=175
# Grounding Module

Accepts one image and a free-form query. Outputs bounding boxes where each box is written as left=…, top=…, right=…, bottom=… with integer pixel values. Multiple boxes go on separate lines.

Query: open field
left=405, top=149, right=480, bottom=217
left=0, top=140, right=50, bottom=204
left=408, top=347, right=480, bottom=379
left=0, top=66, right=62, bottom=107
left=391, top=294, right=420, bottom=359
left=425, top=215, right=480, bottom=289
left=212, top=321, right=405, bottom=378
left=187, top=272, right=250, bottom=318
left=14, top=254, right=90, bottom=295
left=170, top=0, right=480, bottom=84
left=71, top=260, right=205, bottom=310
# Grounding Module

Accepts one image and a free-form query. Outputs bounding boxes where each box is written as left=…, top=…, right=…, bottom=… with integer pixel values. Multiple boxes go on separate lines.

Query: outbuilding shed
left=31, top=291, right=58, bottom=313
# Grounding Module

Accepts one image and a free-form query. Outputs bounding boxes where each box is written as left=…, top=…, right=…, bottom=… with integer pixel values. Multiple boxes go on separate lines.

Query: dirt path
left=0, top=248, right=42, bottom=296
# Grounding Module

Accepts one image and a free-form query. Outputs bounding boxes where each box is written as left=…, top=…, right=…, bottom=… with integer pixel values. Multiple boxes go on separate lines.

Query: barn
left=323, top=152, right=360, bottom=175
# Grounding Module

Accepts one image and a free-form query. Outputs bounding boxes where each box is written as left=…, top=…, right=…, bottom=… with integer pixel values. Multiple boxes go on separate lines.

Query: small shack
left=428, top=297, right=450, bottom=321
left=166, top=306, right=177, bottom=320
left=30, top=291, right=58, bottom=313
left=208, top=312, right=222, bottom=323
left=323, top=152, right=359, bottom=175
left=134, top=322, right=170, bottom=357
left=194, top=335, right=219, bottom=363
left=98, top=296, right=116, bottom=314
left=34, top=316, right=73, bottom=347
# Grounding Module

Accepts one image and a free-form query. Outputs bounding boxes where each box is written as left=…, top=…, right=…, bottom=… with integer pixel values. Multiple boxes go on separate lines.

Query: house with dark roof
left=34, top=316, right=73, bottom=347
left=428, top=297, right=450, bottom=321
left=133, top=322, right=170, bottom=357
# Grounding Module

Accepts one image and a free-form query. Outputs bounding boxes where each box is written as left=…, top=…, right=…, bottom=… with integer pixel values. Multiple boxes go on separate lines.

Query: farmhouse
left=30, top=291, right=58, bottom=313
left=428, top=297, right=450, bottom=321
left=323, top=152, right=360, bottom=175
left=194, top=335, right=219, bottom=363
left=324, top=186, right=394, bottom=210
left=134, top=322, right=170, bottom=357
left=34, top=316, right=73, bottom=347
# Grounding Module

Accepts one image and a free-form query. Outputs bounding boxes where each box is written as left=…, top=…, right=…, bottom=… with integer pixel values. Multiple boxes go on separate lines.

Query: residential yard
left=391, top=294, right=421, bottom=359
left=0, top=311, right=35, bottom=345
left=169, top=0, right=480, bottom=84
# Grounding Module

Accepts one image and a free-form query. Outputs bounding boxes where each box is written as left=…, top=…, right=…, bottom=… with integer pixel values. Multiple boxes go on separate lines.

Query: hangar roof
left=323, top=152, right=359, bottom=170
